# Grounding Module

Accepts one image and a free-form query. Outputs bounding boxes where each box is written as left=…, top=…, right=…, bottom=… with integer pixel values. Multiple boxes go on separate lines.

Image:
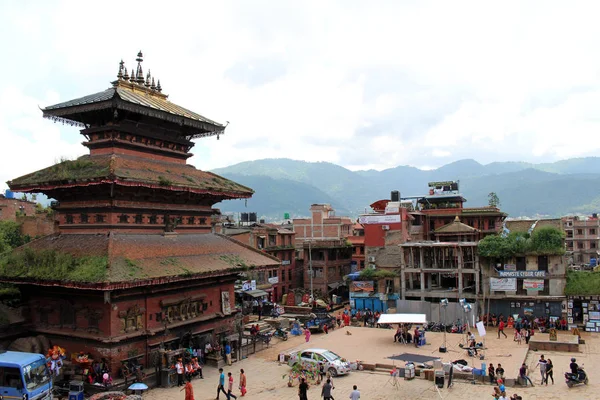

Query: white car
left=288, top=348, right=351, bottom=377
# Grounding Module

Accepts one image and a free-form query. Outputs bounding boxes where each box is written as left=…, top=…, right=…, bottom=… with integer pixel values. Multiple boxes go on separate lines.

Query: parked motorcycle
left=565, top=366, right=588, bottom=388
left=273, top=327, right=288, bottom=341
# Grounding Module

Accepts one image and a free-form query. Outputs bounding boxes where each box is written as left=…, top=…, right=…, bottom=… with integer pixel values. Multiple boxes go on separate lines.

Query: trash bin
left=68, top=381, right=84, bottom=400
left=435, top=370, right=444, bottom=388
left=404, top=363, right=415, bottom=380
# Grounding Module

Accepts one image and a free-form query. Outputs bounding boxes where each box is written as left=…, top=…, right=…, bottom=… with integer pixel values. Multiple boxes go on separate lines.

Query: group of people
left=216, top=367, right=247, bottom=400
left=392, top=324, right=422, bottom=347
left=175, top=356, right=204, bottom=387
left=490, top=378, right=523, bottom=400
left=297, top=377, right=361, bottom=400
left=484, top=313, right=568, bottom=332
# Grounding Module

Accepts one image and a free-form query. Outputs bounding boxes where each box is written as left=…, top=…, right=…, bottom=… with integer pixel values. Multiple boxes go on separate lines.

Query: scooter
left=565, top=366, right=588, bottom=388
left=273, top=327, right=288, bottom=341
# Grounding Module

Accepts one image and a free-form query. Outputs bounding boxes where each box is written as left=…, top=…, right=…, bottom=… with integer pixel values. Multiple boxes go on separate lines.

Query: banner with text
left=351, top=281, right=375, bottom=292
left=523, top=279, right=545, bottom=291
left=358, top=214, right=401, bottom=224
left=498, top=270, right=546, bottom=278
left=490, top=277, right=517, bottom=291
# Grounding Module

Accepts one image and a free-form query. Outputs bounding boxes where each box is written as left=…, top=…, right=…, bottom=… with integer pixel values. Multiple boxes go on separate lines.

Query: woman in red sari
left=180, top=378, right=194, bottom=400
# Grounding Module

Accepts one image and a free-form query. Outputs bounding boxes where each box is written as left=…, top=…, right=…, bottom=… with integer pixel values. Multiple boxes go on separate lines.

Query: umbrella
left=128, top=383, right=149, bottom=391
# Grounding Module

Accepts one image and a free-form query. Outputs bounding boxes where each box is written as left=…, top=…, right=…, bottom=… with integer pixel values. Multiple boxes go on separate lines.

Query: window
left=135, top=214, right=143, bottom=224
left=2, top=367, right=23, bottom=389
left=269, top=235, right=276, bottom=247
left=578, top=242, right=584, bottom=249
left=591, top=242, right=597, bottom=249
left=288, top=269, right=292, bottom=281
left=516, top=257, right=526, bottom=271
left=95, top=214, right=105, bottom=223
left=119, top=214, right=129, bottom=223
left=488, top=219, right=496, bottom=229
left=199, top=217, right=207, bottom=225
left=81, top=213, right=88, bottom=223
left=66, top=214, right=74, bottom=224
left=188, top=217, right=195, bottom=225
left=538, top=255, right=548, bottom=272
left=577, top=229, right=583, bottom=235
left=590, top=229, right=596, bottom=235
left=313, top=267, right=324, bottom=278
left=149, top=215, right=158, bottom=224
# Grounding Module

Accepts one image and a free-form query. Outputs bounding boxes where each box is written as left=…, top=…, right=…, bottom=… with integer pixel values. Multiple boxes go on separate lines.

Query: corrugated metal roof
left=43, top=82, right=223, bottom=131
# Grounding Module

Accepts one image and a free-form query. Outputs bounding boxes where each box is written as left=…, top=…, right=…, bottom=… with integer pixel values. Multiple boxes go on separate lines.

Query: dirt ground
left=143, top=325, right=599, bottom=400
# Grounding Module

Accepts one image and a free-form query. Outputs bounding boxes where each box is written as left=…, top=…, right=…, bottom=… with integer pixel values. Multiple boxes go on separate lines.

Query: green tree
left=529, top=226, right=565, bottom=255
left=0, top=221, right=30, bottom=250
left=488, top=192, right=501, bottom=208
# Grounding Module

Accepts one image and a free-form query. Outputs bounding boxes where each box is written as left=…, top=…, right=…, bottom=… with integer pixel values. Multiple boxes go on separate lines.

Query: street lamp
left=440, top=299, right=448, bottom=353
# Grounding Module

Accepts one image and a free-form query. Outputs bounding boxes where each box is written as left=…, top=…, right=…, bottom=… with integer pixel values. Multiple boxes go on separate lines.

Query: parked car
left=288, top=348, right=351, bottom=377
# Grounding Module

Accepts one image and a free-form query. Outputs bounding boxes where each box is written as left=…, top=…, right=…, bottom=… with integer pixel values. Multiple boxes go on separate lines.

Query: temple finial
left=123, top=67, right=129, bottom=81
left=151, top=77, right=156, bottom=90
left=145, top=70, right=151, bottom=87
left=135, top=51, right=144, bottom=84
left=117, top=60, right=124, bottom=79
left=156, top=79, right=162, bottom=92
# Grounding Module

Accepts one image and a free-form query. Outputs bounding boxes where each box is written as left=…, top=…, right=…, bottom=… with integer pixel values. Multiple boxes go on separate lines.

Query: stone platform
left=528, top=332, right=579, bottom=352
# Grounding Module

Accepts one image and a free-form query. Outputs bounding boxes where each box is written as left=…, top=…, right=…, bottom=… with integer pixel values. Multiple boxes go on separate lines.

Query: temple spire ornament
left=123, top=67, right=129, bottom=81
left=117, top=60, right=124, bottom=79
left=151, top=77, right=156, bottom=90
left=145, top=70, right=151, bottom=87
left=156, top=80, right=162, bottom=92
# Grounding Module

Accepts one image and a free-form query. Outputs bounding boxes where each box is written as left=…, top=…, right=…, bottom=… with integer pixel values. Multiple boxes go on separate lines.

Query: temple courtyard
left=144, top=325, right=599, bottom=399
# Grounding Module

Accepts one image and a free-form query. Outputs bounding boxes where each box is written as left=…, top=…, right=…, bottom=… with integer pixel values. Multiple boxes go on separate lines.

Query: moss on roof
left=565, top=270, right=600, bottom=295
left=9, top=154, right=253, bottom=197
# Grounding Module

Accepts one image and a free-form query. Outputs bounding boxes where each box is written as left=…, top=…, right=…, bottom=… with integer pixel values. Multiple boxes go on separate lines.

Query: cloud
left=2, top=0, right=600, bottom=193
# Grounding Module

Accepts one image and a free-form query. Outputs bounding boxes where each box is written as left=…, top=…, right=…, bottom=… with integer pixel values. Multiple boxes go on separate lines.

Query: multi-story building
left=0, top=52, right=280, bottom=376
left=563, top=214, right=600, bottom=267
left=479, top=219, right=567, bottom=318
left=221, top=223, right=296, bottom=301
left=293, top=204, right=353, bottom=298
left=347, top=223, right=365, bottom=272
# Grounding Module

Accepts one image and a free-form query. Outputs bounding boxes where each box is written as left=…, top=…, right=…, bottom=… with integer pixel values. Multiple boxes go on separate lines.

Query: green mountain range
left=212, top=157, right=600, bottom=220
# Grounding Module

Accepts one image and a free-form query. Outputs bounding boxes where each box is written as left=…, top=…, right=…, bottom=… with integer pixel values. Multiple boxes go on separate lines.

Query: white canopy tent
left=377, top=313, right=427, bottom=325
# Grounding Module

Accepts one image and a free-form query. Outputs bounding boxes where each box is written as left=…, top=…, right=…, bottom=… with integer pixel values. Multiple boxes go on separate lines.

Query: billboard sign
left=490, top=277, right=517, bottom=291
left=498, top=270, right=546, bottom=278
left=523, top=279, right=545, bottom=291
left=350, top=281, right=374, bottom=292
left=358, top=214, right=401, bottom=224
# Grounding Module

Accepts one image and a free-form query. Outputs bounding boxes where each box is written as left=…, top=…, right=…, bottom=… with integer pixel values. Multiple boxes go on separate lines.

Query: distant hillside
left=212, top=157, right=600, bottom=219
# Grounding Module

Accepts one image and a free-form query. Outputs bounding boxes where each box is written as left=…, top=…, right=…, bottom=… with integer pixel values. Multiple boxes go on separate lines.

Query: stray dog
left=346, top=330, right=352, bottom=336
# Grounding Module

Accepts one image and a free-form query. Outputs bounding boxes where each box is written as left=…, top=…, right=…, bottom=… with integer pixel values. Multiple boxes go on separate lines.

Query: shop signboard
left=498, top=270, right=546, bottom=278
left=490, top=277, right=517, bottom=291
left=503, top=264, right=516, bottom=271
left=358, top=214, right=401, bottom=224
left=523, top=279, right=544, bottom=291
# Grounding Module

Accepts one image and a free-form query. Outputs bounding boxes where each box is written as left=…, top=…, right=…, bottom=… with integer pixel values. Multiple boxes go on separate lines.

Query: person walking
left=225, top=342, right=232, bottom=366
left=298, top=377, right=309, bottom=400
left=239, top=369, right=247, bottom=396
left=349, top=385, right=360, bottom=400
left=524, top=328, right=530, bottom=345
left=216, top=368, right=228, bottom=399
left=304, top=327, right=311, bottom=343
left=321, top=378, right=333, bottom=400
left=519, top=363, right=534, bottom=387
left=498, top=319, right=507, bottom=338
left=545, top=359, right=554, bottom=385
left=226, top=372, right=237, bottom=400
left=536, top=355, right=547, bottom=384
left=180, top=377, right=195, bottom=400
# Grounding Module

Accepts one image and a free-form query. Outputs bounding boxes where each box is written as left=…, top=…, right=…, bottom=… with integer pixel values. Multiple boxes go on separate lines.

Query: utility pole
left=309, top=240, right=314, bottom=299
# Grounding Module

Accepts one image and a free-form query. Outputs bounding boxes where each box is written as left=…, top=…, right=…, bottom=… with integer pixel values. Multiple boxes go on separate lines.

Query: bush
left=565, top=270, right=600, bottom=295
left=478, top=227, right=565, bottom=258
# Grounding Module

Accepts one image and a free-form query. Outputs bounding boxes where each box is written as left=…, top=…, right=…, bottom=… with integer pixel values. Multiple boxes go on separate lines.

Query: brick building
left=563, top=214, right=600, bottom=267
left=293, top=205, right=352, bottom=298
left=0, top=194, right=37, bottom=221
left=221, top=223, right=296, bottom=301
left=1, top=52, right=279, bottom=377
left=347, top=223, right=365, bottom=272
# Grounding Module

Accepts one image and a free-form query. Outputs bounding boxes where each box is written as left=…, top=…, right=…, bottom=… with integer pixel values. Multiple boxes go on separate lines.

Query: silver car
left=288, top=348, right=351, bottom=377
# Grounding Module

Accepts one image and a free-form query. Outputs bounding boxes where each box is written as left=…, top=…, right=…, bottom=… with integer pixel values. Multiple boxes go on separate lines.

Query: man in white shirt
left=349, top=384, right=360, bottom=400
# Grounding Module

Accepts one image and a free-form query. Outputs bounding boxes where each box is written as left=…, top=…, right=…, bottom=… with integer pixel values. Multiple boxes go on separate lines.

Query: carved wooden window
left=180, top=304, right=188, bottom=319
left=95, top=214, right=105, bottom=223
left=199, top=218, right=206, bottom=225
left=66, top=214, right=74, bottom=224
left=149, top=215, right=158, bottom=224
left=119, top=214, right=129, bottom=223
left=135, top=214, right=143, bottom=224
left=187, top=217, right=195, bottom=225
left=60, top=302, right=75, bottom=326
left=167, top=307, right=174, bottom=321
left=81, top=213, right=88, bottom=223
left=190, top=302, right=197, bottom=316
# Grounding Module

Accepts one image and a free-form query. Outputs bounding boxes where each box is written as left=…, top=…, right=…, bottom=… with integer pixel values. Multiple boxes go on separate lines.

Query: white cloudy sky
left=2, top=0, right=600, bottom=191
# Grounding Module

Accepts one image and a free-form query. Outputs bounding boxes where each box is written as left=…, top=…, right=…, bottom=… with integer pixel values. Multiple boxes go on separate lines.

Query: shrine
left=2, top=51, right=280, bottom=382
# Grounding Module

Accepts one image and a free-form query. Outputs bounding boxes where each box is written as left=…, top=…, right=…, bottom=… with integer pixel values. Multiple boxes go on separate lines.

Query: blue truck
left=0, top=351, right=52, bottom=400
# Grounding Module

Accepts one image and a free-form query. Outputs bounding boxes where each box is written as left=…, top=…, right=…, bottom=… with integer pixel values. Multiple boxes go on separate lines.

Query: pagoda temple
left=2, top=52, right=279, bottom=378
